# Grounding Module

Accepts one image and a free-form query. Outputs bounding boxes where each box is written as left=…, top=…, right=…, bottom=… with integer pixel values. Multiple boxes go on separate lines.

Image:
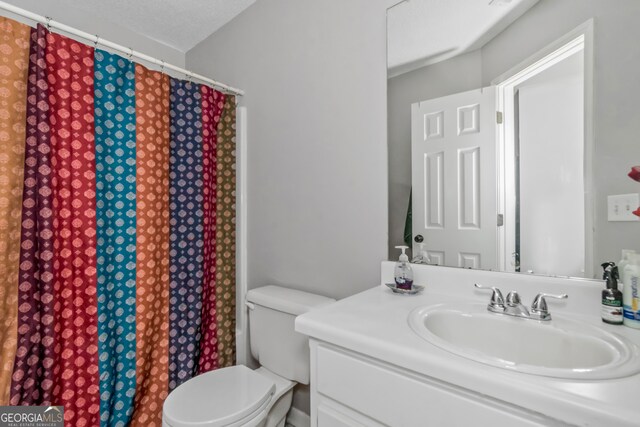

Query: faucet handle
left=530, top=293, right=568, bottom=320
left=474, top=284, right=505, bottom=310
left=505, top=291, right=521, bottom=306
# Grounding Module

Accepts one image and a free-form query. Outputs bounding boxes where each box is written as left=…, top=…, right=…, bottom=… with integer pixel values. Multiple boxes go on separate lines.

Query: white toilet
left=162, top=285, right=335, bottom=427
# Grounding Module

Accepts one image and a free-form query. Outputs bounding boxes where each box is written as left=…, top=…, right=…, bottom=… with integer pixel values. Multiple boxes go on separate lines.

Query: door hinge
left=497, top=214, right=504, bottom=227
left=496, top=111, right=503, bottom=124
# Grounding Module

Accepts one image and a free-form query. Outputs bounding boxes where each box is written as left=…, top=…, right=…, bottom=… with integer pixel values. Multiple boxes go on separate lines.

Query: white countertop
left=295, top=262, right=640, bottom=427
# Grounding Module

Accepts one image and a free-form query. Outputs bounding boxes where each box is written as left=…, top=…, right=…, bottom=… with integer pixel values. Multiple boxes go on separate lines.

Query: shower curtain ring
left=160, top=60, right=165, bottom=73
left=128, top=47, right=133, bottom=60
left=45, top=17, right=52, bottom=32
left=94, top=35, right=100, bottom=48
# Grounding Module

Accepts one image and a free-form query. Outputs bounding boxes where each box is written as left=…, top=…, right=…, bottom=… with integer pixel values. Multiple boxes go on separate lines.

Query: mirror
left=387, top=0, right=640, bottom=279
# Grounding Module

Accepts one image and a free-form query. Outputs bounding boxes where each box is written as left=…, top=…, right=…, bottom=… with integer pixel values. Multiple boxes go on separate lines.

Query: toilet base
left=264, top=388, right=292, bottom=427
left=255, top=367, right=295, bottom=427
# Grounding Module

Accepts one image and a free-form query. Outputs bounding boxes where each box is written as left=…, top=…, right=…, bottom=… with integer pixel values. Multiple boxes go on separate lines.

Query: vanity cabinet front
left=309, top=341, right=568, bottom=427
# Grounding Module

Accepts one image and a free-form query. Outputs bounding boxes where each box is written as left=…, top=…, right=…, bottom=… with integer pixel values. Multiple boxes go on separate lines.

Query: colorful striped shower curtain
left=0, top=18, right=237, bottom=427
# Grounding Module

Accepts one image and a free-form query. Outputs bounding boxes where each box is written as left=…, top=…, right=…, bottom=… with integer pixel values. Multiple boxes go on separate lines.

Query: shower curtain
left=0, top=17, right=237, bottom=427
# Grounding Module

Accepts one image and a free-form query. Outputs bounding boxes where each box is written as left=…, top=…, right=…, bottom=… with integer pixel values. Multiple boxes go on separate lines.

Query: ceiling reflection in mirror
left=387, top=0, right=640, bottom=279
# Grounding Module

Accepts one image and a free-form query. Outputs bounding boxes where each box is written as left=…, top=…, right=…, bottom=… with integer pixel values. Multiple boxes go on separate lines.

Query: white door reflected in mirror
left=411, top=88, right=497, bottom=271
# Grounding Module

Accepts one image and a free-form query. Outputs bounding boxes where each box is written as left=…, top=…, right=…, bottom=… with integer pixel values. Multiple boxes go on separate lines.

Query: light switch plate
left=608, top=193, right=640, bottom=222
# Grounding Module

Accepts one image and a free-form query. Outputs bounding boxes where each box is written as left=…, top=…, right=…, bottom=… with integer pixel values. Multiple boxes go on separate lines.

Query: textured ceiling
left=388, top=0, right=539, bottom=77
left=29, top=0, right=257, bottom=52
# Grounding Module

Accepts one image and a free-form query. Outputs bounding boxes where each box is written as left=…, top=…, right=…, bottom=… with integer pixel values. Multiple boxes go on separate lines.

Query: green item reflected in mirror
left=404, top=190, right=412, bottom=248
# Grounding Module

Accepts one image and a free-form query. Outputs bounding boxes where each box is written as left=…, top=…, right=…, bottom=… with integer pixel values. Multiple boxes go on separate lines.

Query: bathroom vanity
left=295, top=262, right=640, bottom=427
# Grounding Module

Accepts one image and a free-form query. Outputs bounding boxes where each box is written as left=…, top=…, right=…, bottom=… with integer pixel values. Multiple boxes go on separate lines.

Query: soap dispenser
left=394, top=246, right=414, bottom=290
left=601, top=262, right=623, bottom=325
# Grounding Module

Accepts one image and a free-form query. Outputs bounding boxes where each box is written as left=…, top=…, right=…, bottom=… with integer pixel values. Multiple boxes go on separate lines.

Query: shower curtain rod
left=0, top=0, right=245, bottom=96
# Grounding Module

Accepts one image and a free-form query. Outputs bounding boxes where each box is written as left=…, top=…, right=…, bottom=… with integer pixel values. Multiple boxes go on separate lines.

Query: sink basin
left=408, top=303, right=640, bottom=379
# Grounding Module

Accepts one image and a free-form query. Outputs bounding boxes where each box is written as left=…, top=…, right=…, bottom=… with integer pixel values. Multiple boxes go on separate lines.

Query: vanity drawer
left=317, top=406, right=363, bottom=427
left=315, top=345, right=554, bottom=427
left=317, top=397, right=384, bottom=427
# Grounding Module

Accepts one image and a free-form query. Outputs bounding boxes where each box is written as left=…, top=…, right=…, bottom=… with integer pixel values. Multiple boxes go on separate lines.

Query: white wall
left=1, top=0, right=185, bottom=66
left=187, top=0, right=392, bottom=300
left=387, top=50, right=482, bottom=258
left=186, top=0, right=394, bottom=416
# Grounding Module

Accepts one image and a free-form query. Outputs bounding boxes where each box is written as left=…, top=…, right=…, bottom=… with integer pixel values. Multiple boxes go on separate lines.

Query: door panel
left=424, top=151, right=444, bottom=229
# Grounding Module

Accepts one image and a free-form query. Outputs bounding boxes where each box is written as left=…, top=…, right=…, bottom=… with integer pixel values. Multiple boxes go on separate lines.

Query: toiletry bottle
left=394, top=246, right=414, bottom=290
left=618, top=249, right=636, bottom=292
left=601, top=262, right=623, bottom=325
left=623, top=254, right=640, bottom=329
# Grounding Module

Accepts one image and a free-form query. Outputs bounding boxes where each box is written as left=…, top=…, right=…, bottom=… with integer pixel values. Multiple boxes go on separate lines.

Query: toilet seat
left=163, top=365, right=276, bottom=427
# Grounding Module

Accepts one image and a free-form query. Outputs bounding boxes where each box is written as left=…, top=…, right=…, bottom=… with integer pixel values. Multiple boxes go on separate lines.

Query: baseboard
left=286, top=407, right=311, bottom=427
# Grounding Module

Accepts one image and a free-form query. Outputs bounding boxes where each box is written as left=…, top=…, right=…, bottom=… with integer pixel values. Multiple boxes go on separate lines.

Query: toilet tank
left=246, top=286, right=335, bottom=385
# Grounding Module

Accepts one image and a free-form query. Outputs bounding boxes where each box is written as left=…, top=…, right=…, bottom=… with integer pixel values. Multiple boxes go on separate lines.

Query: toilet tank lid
left=247, top=285, right=335, bottom=315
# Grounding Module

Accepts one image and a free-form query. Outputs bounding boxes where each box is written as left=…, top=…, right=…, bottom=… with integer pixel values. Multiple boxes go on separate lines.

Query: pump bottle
left=394, top=246, right=414, bottom=290
left=601, top=262, right=623, bottom=325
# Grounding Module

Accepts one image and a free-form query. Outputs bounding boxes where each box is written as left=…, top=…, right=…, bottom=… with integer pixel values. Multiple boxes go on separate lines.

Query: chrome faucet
left=474, top=284, right=567, bottom=321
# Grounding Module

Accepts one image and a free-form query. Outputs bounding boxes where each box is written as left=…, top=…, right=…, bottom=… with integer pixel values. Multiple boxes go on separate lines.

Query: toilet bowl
left=162, top=286, right=335, bottom=427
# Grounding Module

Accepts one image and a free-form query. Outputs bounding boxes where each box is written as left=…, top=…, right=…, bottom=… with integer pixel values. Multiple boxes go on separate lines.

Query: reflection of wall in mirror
left=388, top=0, right=640, bottom=275
left=517, top=50, right=584, bottom=277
